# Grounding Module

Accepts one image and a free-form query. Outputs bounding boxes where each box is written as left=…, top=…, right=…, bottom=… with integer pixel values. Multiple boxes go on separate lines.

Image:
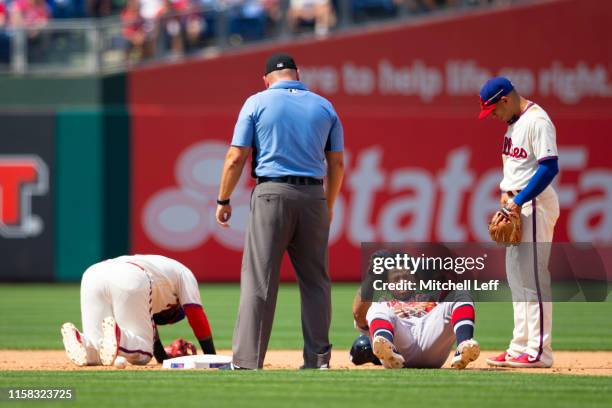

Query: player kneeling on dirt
left=351, top=268, right=480, bottom=369
left=60, top=255, right=216, bottom=367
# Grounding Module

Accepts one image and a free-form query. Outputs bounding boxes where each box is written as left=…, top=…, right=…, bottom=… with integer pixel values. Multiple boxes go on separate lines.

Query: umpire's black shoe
left=218, top=363, right=252, bottom=370
left=299, top=363, right=330, bottom=370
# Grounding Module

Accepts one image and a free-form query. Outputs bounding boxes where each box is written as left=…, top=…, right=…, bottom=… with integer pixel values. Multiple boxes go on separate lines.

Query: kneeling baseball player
left=351, top=268, right=480, bottom=369
left=60, top=254, right=216, bottom=367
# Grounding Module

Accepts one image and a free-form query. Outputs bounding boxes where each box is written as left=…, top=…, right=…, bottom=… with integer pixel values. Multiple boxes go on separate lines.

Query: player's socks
left=370, top=318, right=404, bottom=369
left=451, top=303, right=475, bottom=346
left=369, top=318, right=395, bottom=343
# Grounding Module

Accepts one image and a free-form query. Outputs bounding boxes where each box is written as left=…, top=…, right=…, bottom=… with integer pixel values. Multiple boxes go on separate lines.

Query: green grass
left=0, top=284, right=611, bottom=408
left=0, top=370, right=611, bottom=408
left=0, top=283, right=611, bottom=350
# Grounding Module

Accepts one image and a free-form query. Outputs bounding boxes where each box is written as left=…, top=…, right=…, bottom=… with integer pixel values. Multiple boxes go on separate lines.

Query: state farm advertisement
left=130, top=0, right=612, bottom=281
left=131, top=114, right=611, bottom=281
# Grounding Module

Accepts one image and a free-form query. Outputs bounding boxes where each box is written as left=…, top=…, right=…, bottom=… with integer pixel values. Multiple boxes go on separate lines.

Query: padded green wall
left=55, top=107, right=130, bottom=282
left=55, top=110, right=104, bottom=281
left=0, top=73, right=130, bottom=282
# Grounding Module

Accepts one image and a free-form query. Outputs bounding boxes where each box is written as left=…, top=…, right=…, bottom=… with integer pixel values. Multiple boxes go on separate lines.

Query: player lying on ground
left=60, top=255, right=216, bottom=367
left=351, top=268, right=480, bottom=369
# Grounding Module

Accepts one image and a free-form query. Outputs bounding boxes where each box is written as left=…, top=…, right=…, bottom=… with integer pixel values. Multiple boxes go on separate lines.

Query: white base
left=162, top=354, right=232, bottom=369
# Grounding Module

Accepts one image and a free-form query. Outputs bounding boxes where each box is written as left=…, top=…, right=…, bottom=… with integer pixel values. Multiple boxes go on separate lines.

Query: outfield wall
left=0, top=77, right=130, bottom=282
left=128, top=0, right=612, bottom=281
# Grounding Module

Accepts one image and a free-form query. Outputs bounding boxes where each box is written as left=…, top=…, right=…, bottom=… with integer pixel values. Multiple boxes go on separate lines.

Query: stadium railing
left=0, top=0, right=521, bottom=75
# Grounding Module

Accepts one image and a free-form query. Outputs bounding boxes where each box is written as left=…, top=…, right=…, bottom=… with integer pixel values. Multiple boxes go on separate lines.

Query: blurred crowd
left=119, top=0, right=283, bottom=62
left=0, top=0, right=511, bottom=65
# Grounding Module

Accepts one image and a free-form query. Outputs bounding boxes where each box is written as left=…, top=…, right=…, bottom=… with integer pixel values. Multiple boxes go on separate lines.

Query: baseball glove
left=488, top=207, right=521, bottom=245
left=164, top=338, right=197, bottom=358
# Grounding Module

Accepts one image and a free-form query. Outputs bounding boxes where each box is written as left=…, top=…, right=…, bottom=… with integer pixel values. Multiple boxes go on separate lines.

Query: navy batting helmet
left=349, top=335, right=382, bottom=366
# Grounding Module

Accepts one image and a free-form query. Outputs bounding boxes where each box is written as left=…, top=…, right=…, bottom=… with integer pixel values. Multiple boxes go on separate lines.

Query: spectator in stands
left=10, top=0, right=50, bottom=29
left=9, top=0, right=50, bottom=62
left=287, top=0, right=335, bottom=37
left=89, top=0, right=111, bottom=17
left=0, top=0, right=7, bottom=25
left=141, top=0, right=163, bottom=19
left=260, top=0, right=280, bottom=36
left=182, top=0, right=208, bottom=51
left=185, top=0, right=216, bottom=48
left=157, top=0, right=189, bottom=56
left=0, top=1, right=7, bottom=31
left=89, top=0, right=126, bottom=18
left=50, top=0, right=86, bottom=18
left=121, top=0, right=154, bottom=61
left=139, top=0, right=164, bottom=56
left=225, top=0, right=268, bottom=44
left=0, top=0, right=9, bottom=64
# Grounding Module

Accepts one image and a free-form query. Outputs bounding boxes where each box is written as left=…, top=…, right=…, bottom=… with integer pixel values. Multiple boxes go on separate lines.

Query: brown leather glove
left=164, top=338, right=197, bottom=358
left=488, top=206, right=522, bottom=245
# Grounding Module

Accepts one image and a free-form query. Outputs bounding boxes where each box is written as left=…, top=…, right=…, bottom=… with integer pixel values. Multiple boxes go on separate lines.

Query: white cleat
left=372, top=336, right=405, bottom=369
left=451, top=339, right=480, bottom=369
left=60, top=323, right=88, bottom=366
left=99, top=317, right=120, bottom=366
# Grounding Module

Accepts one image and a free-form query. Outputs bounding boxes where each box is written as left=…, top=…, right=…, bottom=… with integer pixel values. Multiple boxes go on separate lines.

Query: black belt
left=507, top=190, right=522, bottom=197
left=257, top=176, right=323, bottom=185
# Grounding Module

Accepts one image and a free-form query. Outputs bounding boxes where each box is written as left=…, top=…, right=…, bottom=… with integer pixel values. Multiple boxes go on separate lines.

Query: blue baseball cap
left=479, top=77, right=514, bottom=119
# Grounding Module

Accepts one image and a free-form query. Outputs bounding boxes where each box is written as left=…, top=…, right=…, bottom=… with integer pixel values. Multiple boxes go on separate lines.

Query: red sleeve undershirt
left=183, top=304, right=212, bottom=340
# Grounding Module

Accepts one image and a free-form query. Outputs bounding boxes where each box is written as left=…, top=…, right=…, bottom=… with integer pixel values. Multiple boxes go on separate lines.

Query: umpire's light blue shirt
left=231, top=80, right=344, bottom=178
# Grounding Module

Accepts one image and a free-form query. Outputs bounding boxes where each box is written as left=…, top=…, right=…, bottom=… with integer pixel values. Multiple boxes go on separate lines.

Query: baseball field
left=0, top=284, right=611, bottom=407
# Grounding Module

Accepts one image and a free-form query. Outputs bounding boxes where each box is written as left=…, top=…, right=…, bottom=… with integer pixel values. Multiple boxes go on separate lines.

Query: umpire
left=215, top=53, right=345, bottom=369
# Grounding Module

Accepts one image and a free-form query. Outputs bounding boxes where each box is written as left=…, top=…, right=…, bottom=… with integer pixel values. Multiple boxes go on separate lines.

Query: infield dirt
left=1, top=350, right=611, bottom=376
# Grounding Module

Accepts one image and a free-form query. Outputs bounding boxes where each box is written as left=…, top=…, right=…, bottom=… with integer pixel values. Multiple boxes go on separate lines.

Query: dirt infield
left=1, top=350, right=611, bottom=376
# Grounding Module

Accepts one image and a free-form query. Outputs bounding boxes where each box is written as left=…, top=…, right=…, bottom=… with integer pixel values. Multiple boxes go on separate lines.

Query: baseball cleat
left=60, top=322, right=88, bottom=366
left=451, top=339, right=480, bottom=369
left=99, top=317, right=120, bottom=366
left=372, top=336, right=405, bottom=369
left=506, top=353, right=551, bottom=368
left=486, top=351, right=511, bottom=367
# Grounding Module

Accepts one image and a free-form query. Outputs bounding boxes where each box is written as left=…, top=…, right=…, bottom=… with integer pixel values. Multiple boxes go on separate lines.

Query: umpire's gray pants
left=232, top=182, right=332, bottom=369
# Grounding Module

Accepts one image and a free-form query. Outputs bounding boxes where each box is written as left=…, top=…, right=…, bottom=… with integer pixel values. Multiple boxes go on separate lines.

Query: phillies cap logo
left=0, top=155, right=49, bottom=238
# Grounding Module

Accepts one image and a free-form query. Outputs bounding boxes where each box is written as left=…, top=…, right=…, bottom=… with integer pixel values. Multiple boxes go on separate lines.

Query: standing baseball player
left=479, top=77, right=560, bottom=368
left=215, top=52, right=344, bottom=369
left=351, top=266, right=480, bottom=369
left=60, top=254, right=216, bottom=366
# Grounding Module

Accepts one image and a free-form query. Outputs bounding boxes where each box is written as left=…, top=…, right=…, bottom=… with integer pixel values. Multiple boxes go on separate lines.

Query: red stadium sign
left=0, top=156, right=49, bottom=238
left=129, top=0, right=612, bottom=281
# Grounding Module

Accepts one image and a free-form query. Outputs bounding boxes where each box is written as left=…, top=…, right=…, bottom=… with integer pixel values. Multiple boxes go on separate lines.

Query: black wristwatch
left=217, top=198, right=230, bottom=205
